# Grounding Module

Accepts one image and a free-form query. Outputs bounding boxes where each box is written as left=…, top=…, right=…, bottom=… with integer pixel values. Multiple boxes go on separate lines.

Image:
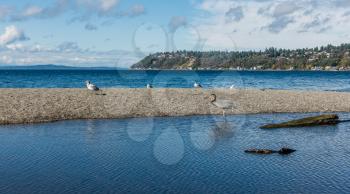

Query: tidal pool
left=0, top=113, right=350, bottom=193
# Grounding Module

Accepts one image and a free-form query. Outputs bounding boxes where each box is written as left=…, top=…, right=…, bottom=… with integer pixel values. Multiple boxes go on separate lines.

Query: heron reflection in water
left=212, top=121, right=234, bottom=139
left=190, top=120, right=235, bottom=151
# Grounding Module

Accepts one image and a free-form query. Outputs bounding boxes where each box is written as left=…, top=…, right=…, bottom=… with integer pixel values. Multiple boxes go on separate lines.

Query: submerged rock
left=245, top=148, right=296, bottom=155
left=245, top=149, right=275, bottom=154
left=277, top=148, right=296, bottom=155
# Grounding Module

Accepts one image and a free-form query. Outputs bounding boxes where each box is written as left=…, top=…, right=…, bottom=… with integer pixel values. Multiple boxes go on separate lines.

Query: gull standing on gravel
left=85, top=80, right=99, bottom=91
left=209, top=94, right=236, bottom=117
left=146, top=84, right=153, bottom=88
left=194, top=82, right=202, bottom=88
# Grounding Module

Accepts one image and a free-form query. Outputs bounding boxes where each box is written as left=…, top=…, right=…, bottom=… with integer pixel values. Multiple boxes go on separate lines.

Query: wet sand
left=1, top=88, right=350, bottom=125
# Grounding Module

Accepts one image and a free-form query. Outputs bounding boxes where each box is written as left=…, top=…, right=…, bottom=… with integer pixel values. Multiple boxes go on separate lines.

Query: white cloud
left=56, top=42, right=82, bottom=52
left=76, top=0, right=119, bottom=14
left=272, top=1, right=299, bottom=17
left=5, top=0, right=143, bottom=22
left=11, top=5, right=44, bottom=21
left=22, top=6, right=43, bottom=17
left=191, top=0, right=350, bottom=50
left=1, top=55, right=13, bottom=64
left=6, top=43, right=25, bottom=51
left=100, top=0, right=119, bottom=12
left=10, top=0, right=69, bottom=21
left=0, top=26, right=29, bottom=46
left=0, top=42, right=141, bottom=67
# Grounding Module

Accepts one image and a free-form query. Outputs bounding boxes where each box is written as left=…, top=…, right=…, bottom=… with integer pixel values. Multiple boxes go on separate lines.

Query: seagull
left=85, top=80, right=99, bottom=91
left=209, top=94, right=236, bottom=117
left=194, top=82, right=202, bottom=88
left=146, top=84, right=153, bottom=88
left=230, top=85, right=235, bottom=89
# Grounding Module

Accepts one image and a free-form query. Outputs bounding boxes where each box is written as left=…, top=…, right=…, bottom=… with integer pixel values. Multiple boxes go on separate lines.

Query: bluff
left=131, top=44, right=350, bottom=70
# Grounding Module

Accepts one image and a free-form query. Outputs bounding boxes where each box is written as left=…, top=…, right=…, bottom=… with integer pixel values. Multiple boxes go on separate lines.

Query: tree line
left=131, top=43, right=350, bottom=70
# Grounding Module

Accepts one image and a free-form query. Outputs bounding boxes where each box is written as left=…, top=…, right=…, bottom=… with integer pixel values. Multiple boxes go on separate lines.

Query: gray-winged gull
left=85, top=80, right=99, bottom=91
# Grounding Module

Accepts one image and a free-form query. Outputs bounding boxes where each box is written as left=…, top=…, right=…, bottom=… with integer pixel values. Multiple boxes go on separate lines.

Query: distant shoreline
left=1, top=68, right=350, bottom=72
left=1, top=88, right=350, bottom=125
left=0, top=64, right=127, bottom=70
left=128, top=69, right=350, bottom=72
left=1, top=64, right=350, bottom=72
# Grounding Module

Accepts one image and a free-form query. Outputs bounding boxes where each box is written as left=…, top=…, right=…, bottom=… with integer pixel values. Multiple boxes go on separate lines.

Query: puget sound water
left=1, top=70, right=350, bottom=91
left=1, top=113, right=350, bottom=193
left=1, top=70, right=350, bottom=193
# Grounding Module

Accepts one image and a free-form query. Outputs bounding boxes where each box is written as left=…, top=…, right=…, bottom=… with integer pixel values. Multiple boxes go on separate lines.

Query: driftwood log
left=260, top=114, right=341, bottom=129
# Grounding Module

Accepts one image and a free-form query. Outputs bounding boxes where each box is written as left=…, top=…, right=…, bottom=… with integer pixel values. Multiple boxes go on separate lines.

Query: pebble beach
left=1, top=88, right=350, bottom=125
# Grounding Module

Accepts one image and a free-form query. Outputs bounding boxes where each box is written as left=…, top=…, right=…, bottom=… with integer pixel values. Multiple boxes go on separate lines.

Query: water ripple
left=1, top=113, right=350, bottom=193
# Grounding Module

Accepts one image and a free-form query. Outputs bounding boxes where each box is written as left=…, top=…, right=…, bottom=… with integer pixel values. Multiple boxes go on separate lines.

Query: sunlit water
left=1, top=113, right=350, bottom=193
left=1, top=70, right=350, bottom=91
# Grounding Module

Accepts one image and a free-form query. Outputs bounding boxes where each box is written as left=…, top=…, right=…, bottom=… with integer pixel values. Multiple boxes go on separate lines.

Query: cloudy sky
left=0, top=0, right=350, bottom=67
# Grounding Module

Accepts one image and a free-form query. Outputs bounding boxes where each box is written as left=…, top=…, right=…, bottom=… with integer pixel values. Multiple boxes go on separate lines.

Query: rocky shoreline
left=1, top=88, right=350, bottom=125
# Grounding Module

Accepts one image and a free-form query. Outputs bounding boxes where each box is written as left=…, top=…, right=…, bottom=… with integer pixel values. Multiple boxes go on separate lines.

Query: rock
left=278, top=148, right=296, bottom=155
left=245, top=148, right=296, bottom=155
left=260, top=114, right=340, bottom=129
left=245, top=149, right=275, bottom=155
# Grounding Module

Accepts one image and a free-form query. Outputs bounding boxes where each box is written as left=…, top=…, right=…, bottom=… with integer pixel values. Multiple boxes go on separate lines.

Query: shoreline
left=2, top=68, right=350, bottom=72
left=129, top=69, right=350, bottom=72
left=1, top=88, right=350, bottom=125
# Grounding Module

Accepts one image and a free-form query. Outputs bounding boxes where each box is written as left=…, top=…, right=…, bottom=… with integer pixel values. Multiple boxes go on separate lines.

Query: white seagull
left=230, top=85, right=235, bottom=89
left=209, top=94, right=236, bottom=117
left=85, top=80, right=99, bottom=91
left=146, top=84, right=153, bottom=88
left=194, top=82, right=202, bottom=88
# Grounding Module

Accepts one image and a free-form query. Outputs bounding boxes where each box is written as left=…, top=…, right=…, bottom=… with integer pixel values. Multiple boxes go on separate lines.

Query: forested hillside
left=131, top=44, right=350, bottom=70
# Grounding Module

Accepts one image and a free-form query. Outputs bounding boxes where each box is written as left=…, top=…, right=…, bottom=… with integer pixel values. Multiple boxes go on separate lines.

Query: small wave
left=326, top=88, right=350, bottom=92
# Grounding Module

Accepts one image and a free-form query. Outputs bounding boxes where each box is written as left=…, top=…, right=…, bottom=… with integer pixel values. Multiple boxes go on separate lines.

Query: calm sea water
left=1, top=70, right=350, bottom=91
left=1, top=113, right=350, bottom=193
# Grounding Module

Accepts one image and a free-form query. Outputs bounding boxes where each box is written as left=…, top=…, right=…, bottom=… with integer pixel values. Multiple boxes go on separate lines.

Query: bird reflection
left=190, top=119, right=236, bottom=151
left=212, top=121, right=234, bottom=139
left=85, top=119, right=99, bottom=141
left=86, top=120, right=97, bottom=133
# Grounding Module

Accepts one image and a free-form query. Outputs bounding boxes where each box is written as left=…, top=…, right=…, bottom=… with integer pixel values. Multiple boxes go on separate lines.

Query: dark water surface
left=1, top=113, right=350, bottom=193
left=1, top=70, right=350, bottom=91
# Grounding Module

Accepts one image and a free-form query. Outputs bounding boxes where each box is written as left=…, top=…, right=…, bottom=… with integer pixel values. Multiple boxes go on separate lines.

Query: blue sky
left=0, top=0, right=350, bottom=67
